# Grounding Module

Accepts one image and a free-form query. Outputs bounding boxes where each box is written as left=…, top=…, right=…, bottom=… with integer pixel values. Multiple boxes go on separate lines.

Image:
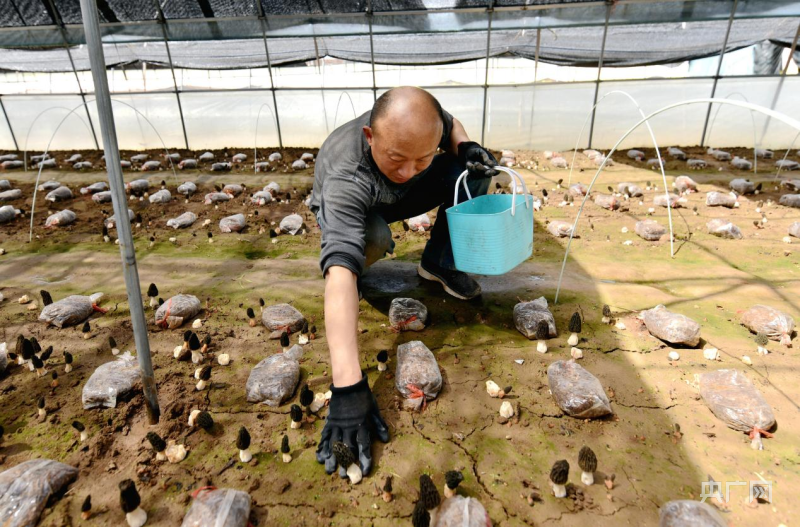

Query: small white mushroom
left=668, top=351, right=680, bottom=361
left=165, top=441, right=187, bottom=463
left=187, top=409, right=201, bottom=427
left=486, top=380, right=505, bottom=398
left=499, top=401, right=515, bottom=419
left=309, top=393, right=326, bottom=413
left=703, top=348, right=719, bottom=360
left=333, top=442, right=362, bottom=484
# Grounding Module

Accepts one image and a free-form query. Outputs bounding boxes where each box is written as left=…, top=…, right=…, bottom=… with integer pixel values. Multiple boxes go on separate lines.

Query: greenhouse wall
left=0, top=1, right=798, bottom=153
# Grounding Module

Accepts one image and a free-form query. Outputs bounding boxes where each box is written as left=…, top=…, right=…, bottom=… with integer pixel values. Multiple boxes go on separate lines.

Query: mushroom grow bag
left=126, top=179, right=149, bottom=194
left=547, top=360, right=612, bottom=419
left=640, top=305, right=701, bottom=347
left=593, top=194, right=620, bottom=211
left=104, top=208, right=134, bottom=229
left=729, top=178, right=755, bottom=194
left=149, top=189, right=172, bottom=204
left=654, top=193, right=681, bottom=208
left=177, top=182, right=197, bottom=195
left=39, top=293, right=104, bottom=328
left=45, top=186, right=72, bottom=202
left=0, top=342, right=8, bottom=373
left=80, top=181, right=107, bottom=195
left=181, top=487, right=251, bottom=527
left=395, top=340, right=442, bottom=410
left=779, top=194, right=800, bottom=208
left=37, top=180, right=59, bottom=191
left=261, top=303, right=305, bottom=338
left=204, top=192, right=231, bottom=204
left=155, top=294, right=201, bottom=329
left=569, top=183, right=589, bottom=197
left=433, top=495, right=492, bottom=527
left=675, top=176, right=698, bottom=193
left=219, top=214, right=246, bottom=233
left=92, top=191, right=112, bottom=203
left=0, top=204, right=18, bottom=223
left=389, top=298, right=428, bottom=332
left=45, top=209, right=76, bottom=228
left=250, top=191, right=273, bottom=205
left=245, top=344, right=302, bottom=406
left=705, top=191, right=738, bottom=208
left=0, top=189, right=22, bottom=201
left=513, top=297, right=557, bottom=339
left=635, top=220, right=667, bottom=241
left=546, top=220, right=576, bottom=238
left=618, top=183, right=643, bottom=197
left=166, top=211, right=197, bottom=230
left=82, top=352, right=141, bottom=409
left=279, top=214, right=304, bottom=235
left=222, top=184, right=243, bottom=197
left=699, top=369, right=776, bottom=439
left=740, top=305, right=795, bottom=346
left=408, top=213, right=431, bottom=231
left=706, top=219, right=743, bottom=240
left=659, top=500, right=726, bottom=527
left=0, top=459, right=79, bottom=527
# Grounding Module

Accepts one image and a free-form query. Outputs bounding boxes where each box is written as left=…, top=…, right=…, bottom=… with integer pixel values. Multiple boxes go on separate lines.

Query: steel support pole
left=760, top=21, right=800, bottom=143
left=153, top=0, right=189, bottom=150
left=368, top=1, right=377, bottom=102
left=699, top=0, right=738, bottom=147
left=256, top=6, right=283, bottom=148
left=79, top=0, right=161, bottom=425
left=480, top=7, right=493, bottom=146
left=0, top=97, right=19, bottom=151
left=526, top=28, right=541, bottom=149
left=587, top=3, right=611, bottom=150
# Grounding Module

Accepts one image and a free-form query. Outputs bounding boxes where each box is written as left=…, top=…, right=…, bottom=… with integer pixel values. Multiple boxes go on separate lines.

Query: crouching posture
left=309, top=86, right=498, bottom=477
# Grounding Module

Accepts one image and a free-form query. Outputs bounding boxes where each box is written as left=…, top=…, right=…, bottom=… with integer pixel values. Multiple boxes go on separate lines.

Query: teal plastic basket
left=446, top=167, right=534, bottom=275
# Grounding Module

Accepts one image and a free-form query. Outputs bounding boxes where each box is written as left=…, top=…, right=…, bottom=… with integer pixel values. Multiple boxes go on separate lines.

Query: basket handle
left=453, top=167, right=530, bottom=216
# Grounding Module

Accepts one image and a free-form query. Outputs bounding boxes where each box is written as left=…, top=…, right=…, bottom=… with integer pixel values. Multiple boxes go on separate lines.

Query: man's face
left=363, top=120, right=441, bottom=184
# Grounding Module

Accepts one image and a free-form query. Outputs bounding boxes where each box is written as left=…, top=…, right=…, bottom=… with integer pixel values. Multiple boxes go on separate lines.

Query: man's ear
left=362, top=125, right=374, bottom=147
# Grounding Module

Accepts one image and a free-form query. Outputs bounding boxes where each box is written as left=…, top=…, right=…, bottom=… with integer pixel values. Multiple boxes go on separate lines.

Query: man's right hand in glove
left=316, top=372, right=390, bottom=477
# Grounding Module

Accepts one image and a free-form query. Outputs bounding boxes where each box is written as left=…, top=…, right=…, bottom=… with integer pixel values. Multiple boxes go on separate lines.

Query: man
left=309, top=86, right=498, bottom=478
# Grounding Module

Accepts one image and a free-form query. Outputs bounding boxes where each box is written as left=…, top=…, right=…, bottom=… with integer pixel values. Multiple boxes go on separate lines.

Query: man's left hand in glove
left=458, top=141, right=499, bottom=179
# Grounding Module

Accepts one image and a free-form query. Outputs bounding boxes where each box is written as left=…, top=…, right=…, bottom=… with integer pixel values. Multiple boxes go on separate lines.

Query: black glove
left=315, top=372, right=390, bottom=478
left=458, top=141, right=499, bottom=179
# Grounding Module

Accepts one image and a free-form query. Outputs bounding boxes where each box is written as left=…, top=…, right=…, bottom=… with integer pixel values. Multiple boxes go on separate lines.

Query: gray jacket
left=310, top=109, right=454, bottom=277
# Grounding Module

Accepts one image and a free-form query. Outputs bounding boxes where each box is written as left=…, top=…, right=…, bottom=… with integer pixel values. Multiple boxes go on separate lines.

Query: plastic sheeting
left=1, top=14, right=799, bottom=69
left=181, top=487, right=251, bottom=527
left=155, top=294, right=201, bottom=329
left=246, top=344, right=302, bottom=406
left=82, top=351, right=141, bottom=409
left=0, top=459, right=79, bottom=527
left=547, top=360, right=612, bottom=419
left=395, top=340, right=442, bottom=410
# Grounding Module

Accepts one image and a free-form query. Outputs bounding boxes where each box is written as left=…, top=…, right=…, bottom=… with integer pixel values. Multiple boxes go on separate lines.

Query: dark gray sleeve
left=318, top=173, right=372, bottom=278
left=438, top=108, right=454, bottom=150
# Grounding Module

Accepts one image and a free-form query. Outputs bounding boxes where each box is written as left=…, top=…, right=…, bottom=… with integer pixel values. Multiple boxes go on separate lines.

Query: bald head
left=364, top=87, right=444, bottom=184
left=371, top=87, right=444, bottom=137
